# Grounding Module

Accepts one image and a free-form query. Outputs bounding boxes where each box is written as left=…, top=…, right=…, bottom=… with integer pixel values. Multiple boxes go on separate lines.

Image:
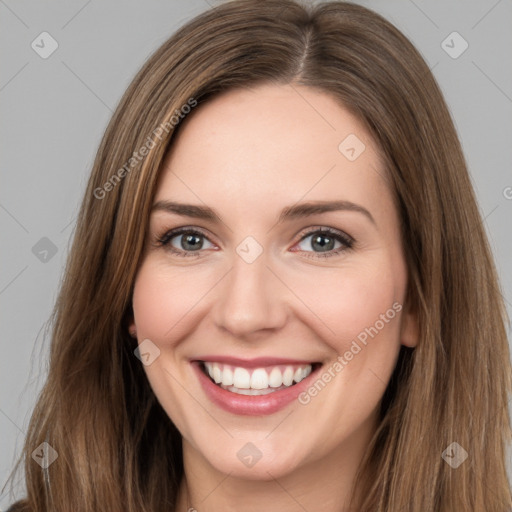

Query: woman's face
left=130, top=83, right=417, bottom=480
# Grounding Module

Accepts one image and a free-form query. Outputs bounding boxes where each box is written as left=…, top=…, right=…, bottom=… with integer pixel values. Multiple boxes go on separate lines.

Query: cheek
left=292, top=261, right=405, bottom=433
left=295, top=259, right=403, bottom=352
left=132, top=266, right=172, bottom=341
left=131, top=261, right=210, bottom=431
left=132, top=260, right=212, bottom=344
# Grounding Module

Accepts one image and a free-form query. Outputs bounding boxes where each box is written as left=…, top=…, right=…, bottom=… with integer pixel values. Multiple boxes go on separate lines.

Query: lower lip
left=192, top=361, right=320, bottom=416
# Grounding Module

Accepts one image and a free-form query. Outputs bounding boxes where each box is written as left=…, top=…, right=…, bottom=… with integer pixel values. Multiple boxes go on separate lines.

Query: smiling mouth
left=199, top=361, right=321, bottom=396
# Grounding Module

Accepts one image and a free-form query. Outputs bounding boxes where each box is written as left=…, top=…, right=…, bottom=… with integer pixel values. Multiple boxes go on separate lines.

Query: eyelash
left=155, top=226, right=355, bottom=260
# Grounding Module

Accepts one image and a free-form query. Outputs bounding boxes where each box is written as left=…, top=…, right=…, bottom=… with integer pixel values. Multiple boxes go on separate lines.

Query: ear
left=128, top=319, right=136, bottom=335
left=125, top=308, right=137, bottom=338
left=400, top=301, right=419, bottom=348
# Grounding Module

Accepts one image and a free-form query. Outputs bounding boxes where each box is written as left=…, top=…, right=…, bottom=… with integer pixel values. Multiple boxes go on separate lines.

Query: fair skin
left=130, top=83, right=418, bottom=512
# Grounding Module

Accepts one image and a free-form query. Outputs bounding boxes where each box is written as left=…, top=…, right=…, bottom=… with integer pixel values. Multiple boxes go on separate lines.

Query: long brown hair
left=5, top=1, right=511, bottom=510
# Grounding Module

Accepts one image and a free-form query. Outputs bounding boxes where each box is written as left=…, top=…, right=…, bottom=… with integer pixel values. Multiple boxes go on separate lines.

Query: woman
left=5, top=0, right=511, bottom=510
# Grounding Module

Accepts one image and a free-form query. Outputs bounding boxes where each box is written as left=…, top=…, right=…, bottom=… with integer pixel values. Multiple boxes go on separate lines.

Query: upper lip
left=192, top=356, right=319, bottom=368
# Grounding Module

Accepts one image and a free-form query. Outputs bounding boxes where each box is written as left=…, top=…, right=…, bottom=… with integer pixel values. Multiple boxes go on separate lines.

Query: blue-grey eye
left=169, top=231, right=214, bottom=252
left=297, top=232, right=343, bottom=253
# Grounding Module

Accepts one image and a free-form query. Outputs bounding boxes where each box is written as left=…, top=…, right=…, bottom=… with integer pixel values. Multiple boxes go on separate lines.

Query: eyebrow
left=151, top=199, right=376, bottom=226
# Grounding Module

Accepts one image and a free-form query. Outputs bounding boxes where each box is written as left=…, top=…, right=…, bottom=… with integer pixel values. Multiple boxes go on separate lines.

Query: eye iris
left=312, top=234, right=334, bottom=252
left=182, top=233, right=202, bottom=251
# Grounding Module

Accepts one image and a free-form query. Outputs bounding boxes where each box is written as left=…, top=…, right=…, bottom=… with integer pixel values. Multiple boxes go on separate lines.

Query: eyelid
left=156, top=225, right=213, bottom=245
left=290, top=225, right=354, bottom=259
left=154, top=226, right=217, bottom=255
left=295, top=225, right=354, bottom=244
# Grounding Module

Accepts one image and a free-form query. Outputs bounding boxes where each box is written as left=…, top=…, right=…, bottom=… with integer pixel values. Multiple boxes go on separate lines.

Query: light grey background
left=1, top=0, right=511, bottom=508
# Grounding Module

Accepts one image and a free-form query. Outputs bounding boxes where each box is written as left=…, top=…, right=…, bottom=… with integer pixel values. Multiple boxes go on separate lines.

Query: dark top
left=6, top=503, right=24, bottom=512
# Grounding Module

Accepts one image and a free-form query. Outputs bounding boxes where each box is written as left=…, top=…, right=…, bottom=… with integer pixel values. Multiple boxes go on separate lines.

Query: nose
left=212, top=247, right=288, bottom=338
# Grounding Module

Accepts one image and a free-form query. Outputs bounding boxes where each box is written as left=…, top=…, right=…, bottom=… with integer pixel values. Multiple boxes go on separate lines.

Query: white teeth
left=203, top=362, right=314, bottom=392
left=268, top=367, right=283, bottom=388
left=250, top=368, right=268, bottom=390
left=299, top=366, right=312, bottom=381
left=282, top=366, right=294, bottom=386
left=226, top=386, right=278, bottom=396
left=212, top=363, right=222, bottom=384
left=231, top=388, right=254, bottom=396
left=233, top=367, right=251, bottom=389
left=221, top=366, right=234, bottom=386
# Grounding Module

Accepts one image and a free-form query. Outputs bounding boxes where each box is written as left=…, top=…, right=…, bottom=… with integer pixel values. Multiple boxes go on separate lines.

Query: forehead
left=155, top=84, right=391, bottom=222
